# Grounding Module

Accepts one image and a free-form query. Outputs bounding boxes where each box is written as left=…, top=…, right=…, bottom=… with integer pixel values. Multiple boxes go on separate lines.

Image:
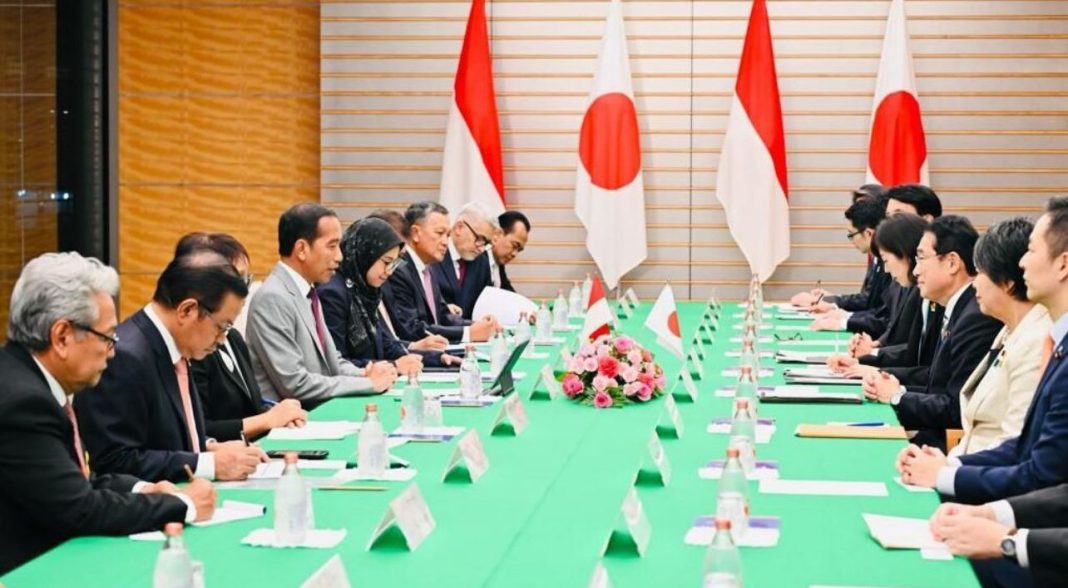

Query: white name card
left=300, top=555, right=351, bottom=588
left=617, top=299, right=634, bottom=319
left=442, top=429, right=490, bottom=483
left=624, top=288, right=641, bottom=309
left=588, top=562, right=613, bottom=588
left=678, top=369, right=699, bottom=402
left=688, top=349, right=706, bottom=380
left=619, top=488, right=652, bottom=557
left=662, top=393, right=684, bottom=438
left=492, top=394, right=529, bottom=435
left=534, top=364, right=564, bottom=400
left=647, top=432, right=672, bottom=486
left=366, top=483, right=436, bottom=551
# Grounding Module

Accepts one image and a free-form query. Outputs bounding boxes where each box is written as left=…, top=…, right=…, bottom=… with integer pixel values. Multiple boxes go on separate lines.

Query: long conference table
left=4, top=301, right=979, bottom=587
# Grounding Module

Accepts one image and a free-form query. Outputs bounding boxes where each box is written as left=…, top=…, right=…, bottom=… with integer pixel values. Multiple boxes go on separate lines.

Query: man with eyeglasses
left=75, top=251, right=268, bottom=484
left=0, top=252, right=218, bottom=574
left=432, top=202, right=499, bottom=319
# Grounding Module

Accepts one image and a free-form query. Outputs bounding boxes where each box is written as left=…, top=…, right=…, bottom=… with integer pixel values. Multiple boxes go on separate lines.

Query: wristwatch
left=1000, top=533, right=1018, bottom=563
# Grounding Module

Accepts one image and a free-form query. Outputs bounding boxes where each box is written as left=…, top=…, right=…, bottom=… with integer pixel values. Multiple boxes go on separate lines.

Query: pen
left=318, top=485, right=388, bottom=492
left=240, top=431, right=249, bottom=447
left=183, top=464, right=196, bottom=482
left=843, top=421, right=886, bottom=427
left=813, top=292, right=825, bottom=306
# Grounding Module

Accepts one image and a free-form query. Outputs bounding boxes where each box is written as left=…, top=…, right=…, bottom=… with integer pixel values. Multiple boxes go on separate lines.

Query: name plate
left=300, top=555, right=351, bottom=588
left=688, top=349, right=706, bottom=380
left=692, top=335, right=708, bottom=360
left=588, top=562, right=613, bottom=588
left=608, top=488, right=652, bottom=557
left=661, top=393, right=685, bottom=438
left=617, top=299, right=634, bottom=319
left=532, top=363, right=564, bottom=400
left=647, top=432, right=672, bottom=486
left=492, top=394, right=529, bottom=435
left=677, top=369, right=699, bottom=402
left=442, top=429, right=490, bottom=483
left=624, top=288, right=641, bottom=309
left=367, top=483, right=435, bottom=551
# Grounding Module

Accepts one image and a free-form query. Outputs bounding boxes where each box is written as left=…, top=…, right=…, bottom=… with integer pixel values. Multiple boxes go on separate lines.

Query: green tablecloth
left=3, top=302, right=979, bottom=587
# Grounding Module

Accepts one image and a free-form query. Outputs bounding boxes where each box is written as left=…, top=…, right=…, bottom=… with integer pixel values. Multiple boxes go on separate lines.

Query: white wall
left=321, top=0, right=1068, bottom=301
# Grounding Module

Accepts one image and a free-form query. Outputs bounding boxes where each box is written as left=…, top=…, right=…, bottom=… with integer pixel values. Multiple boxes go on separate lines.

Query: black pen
left=240, top=431, right=249, bottom=447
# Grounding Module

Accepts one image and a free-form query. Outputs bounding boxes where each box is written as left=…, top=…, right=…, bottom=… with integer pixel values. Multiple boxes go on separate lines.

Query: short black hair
left=873, top=213, right=928, bottom=284
left=886, top=184, right=943, bottom=218
left=403, top=201, right=449, bottom=239
left=974, top=217, right=1034, bottom=302
left=927, top=215, right=980, bottom=276
left=153, top=251, right=249, bottom=312
left=852, top=184, right=886, bottom=203
left=844, top=197, right=887, bottom=232
left=367, top=209, right=408, bottom=238
left=175, top=232, right=250, bottom=265
left=1042, top=196, right=1068, bottom=259
left=499, top=210, right=531, bottom=235
left=278, top=203, right=338, bottom=256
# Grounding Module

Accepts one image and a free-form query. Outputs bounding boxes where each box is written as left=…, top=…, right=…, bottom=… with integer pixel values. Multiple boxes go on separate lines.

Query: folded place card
left=300, top=554, right=351, bottom=588
left=759, top=479, right=888, bottom=497
left=604, top=488, right=651, bottom=557
left=491, top=394, right=529, bottom=435
left=645, top=432, right=672, bottom=485
left=242, top=528, right=347, bottom=550
left=696, top=321, right=715, bottom=343
left=531, top=364, right=564, bottom=400
left=624, top=288, right=641, bottom=309
left=588, top=562, right=612, bottom=588
left=367, top=483, right=436, bottom=551
left=699, top=460, right=780, bottom=481
left=442, top=429, right=490, bottom=483
left=676, top=370, right=699, bottom=402
left=684, top=516, right=781, bottom=547
left=661, top=393, right=684, bottom=438
left=688, top=350, right=706, bottom=380
left=617, top=299, right=634, bottom=319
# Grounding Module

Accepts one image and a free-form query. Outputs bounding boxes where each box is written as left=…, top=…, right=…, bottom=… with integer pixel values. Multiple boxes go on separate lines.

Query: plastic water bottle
left=490, top=327, right=509, bottom=375
left=400, top=374, right=425, bottom=431
left=701, top=518, right=743, bottom=587
left=514, top=311, right=532, bottom=343
left=424, top=393, right=444, bottom=427
left=460, top=344, right=482, bottom=400
left=356, top=403, right=388, bottom=477
left=568, top=281, right=583, bottom=317
left=581, top=273, right=593, bottom=305
left=274, top=452, right=309, bottom=546
left=552, top=289, right=569, bottom=329
left=739, top=340, right=760, bottom=375
left=715, top=447, right=750, bottom=543
left=728, top=399, right=757, bottom=474
left=735, top=366, right=759, bottom=416
left=536, top=301, right=553, bottom=341
left=153, top=523, right=194, bottom=588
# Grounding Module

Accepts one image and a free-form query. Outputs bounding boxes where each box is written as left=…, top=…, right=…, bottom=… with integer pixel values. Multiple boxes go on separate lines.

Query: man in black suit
left=176, top=233, right=307, bottom=442
left=75, top=252, right=267, bottom=483
left=432, top=202, right=497, bottom=319
left=0, top=252, right=215, bottom=574
left=485, top=210, right=531, bottom=294
left=863, top=215, right=1003, bottom=450
left=381, top=201, right=498, bottom=344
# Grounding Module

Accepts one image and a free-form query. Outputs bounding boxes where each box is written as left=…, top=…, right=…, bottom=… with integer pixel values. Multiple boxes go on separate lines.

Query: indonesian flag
left=439, top=0, right=506, bottom=216
left=867, top=0, right=928, bottom=187
left=715, top=0, right=789, bottom=284
left=644, top=284, right=684, bottom=359
left=581, top=274, right=612, bottom=341
left=575, top=0, right=647, bottom=290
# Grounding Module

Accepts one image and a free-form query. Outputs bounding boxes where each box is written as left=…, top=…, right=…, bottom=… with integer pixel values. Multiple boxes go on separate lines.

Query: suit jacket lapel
left=439, top=250, right=460, bottom=295
left=401, top=252, right=434, bottom=322
left=132, top=311, right=195, bottom=451
left=273, top=263, right=327, bottom=361
left=1018, top=332, right=1068, bottom=444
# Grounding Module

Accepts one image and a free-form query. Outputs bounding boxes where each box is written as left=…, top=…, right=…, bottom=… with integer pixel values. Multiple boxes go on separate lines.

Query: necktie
left=63, top=400, right=89, bottom=478
left=422, top=266, right=439, bottom=323
left=1040, top=334, right=1055, bottom=372
left=458, top=259, right=468, bottom=285
left=307, top=288, right=329, bottom=353
left=174, top=359, right=201, bottom=453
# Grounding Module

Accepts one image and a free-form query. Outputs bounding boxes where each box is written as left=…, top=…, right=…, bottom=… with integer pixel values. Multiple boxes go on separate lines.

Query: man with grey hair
left=0, top=252, right=216, bottom=575
left=382, top=201, right=499, bottom=343
left=432, top=201, right=500, bottom=319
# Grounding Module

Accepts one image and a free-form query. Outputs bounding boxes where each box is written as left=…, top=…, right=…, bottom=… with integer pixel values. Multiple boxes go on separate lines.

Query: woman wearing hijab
left=318, top=217, right=451, bottom=372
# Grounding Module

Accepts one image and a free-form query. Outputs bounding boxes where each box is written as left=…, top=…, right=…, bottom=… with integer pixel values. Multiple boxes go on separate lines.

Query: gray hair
left=8, top=252, right=119, bottom=351
left=458, top=202, right=499, bottom=230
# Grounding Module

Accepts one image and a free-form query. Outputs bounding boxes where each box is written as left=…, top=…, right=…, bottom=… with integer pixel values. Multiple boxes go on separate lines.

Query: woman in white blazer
left=952, top=218, right=1052, bottom=456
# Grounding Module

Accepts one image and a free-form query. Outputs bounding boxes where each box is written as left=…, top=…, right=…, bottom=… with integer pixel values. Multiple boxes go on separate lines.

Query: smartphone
left=266, top=449, right=329, bottom=460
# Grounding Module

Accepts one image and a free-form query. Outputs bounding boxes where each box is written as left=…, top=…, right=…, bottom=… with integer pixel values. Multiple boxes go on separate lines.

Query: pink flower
left=598, top=356, right=620, bottom=379
left=642, top=349, right=652, bottom=362
left=638, top=372, right=654, bottom=387
left=596, top=343, right=611, bottom=358
left=654, top=374, right=667, bottom=390
left=613, top=336, right=635, bottom=354
left=579, top=343, right=596, bottom=358
left=593, top=391, right=614, bottom=408
left=637, top=383, right=653, bottom=401
left=623, top=382, right=641, bottom=397
left=619, top=365, right=639, bottom=383
left=566, top=357, right=585, bottom=374
left=583, top=358, right=598, bottom=373
left=627, top=349, right=643, bottom=366
left=561, top=374, right=584, bottom=397
left=592, top=375, right=614, bottom=393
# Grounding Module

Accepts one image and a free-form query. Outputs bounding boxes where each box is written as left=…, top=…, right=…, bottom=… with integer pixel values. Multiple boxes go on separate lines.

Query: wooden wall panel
left=321, top=0, right=1068, bottom=301
left=117, top=1, right=320, bottom=317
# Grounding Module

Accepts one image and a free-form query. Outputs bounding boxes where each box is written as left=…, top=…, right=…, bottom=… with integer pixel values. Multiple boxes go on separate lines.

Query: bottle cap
left=164, top=522, right=184, bottom=536
left=726, top=447, right=741, bottom=458
left=284, top=452, right=299, bottom=465
left=714, top=518, right=732, bottom=531
left=735, top=398, right=749, bottom=408
left=740, top=365, right=752, bottom=374
left=366, top=403, right=378, bottom=413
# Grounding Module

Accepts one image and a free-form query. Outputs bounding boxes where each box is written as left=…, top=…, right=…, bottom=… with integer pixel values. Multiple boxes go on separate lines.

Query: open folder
left=795, top=424, right=907, bottom=440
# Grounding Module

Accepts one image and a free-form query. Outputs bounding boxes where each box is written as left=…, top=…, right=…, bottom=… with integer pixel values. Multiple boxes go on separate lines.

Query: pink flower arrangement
left=557, top=334, right=665, bottom=408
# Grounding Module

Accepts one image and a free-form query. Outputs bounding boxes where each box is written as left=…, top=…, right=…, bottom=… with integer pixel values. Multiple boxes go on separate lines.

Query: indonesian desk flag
left=581, top=274, right=612, bottom=341
left=575, top=0, right=647, bottom=290
left=439, top=0, right=506, bottom=216
left=644, top=284, right=684, bottom=359
left=715, top=0, right=789, bottom=284
left=867, top=0, right=928, bottom=187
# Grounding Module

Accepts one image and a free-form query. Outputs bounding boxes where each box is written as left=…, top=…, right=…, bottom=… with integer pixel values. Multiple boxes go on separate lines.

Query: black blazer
left=190, top=330, right=264, bottom=442
left=497, top=261, right=514, bottom=292
left=893, top=285, right=1003, bottom=448
left=75, top=309, right=209, bottom=483
left=875, top=297, right=945, bottom=387
left=0, top=343, right=187, bottom=574
left=828, top=256, right=882, bottom=311
left=841, top=259, right=894, bottom=338
left=381, top=251, right=469, bottom=344
left=1008, top=483, right=1068, bottom=585
left=431, top=249, right=491, bottom=319
left=319, top=273, right=410, bottom=363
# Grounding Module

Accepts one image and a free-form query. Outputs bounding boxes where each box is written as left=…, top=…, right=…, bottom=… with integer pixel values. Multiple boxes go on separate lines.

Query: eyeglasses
left=379, top=255, right=407, bottom=273
left=915, top=252, right=946, bottom=265
left=197, top=307, right=234, bottom=337
left=846, top=230, right=863, bottom=241
left=462, top=220, right=492, bottom=248
left=242, top=273, right=255, bottom=287
left=72, top=323, right=120, bottom=348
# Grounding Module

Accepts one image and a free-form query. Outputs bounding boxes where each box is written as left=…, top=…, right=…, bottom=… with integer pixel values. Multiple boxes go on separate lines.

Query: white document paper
left=242, top=528, right=347, bottom=549
left=721, top=367, right=775, bottom=378
left=267, top=421, right=361, bottom=441
left=296, top=459, right=347, bottom=471
left=332, top=468, right=418, bottom=483
left=129, top=499, right=268, bottom=540
left=472, top=286, right=538, bottom=325
left=776, top=350, right=833, bottom=364
left=249, top=461, right=286, bottom=480
left=893, top=477, right=936, bottom=493
left=862, top=513, right=943, bottom=550
left=707, top=423, right=775, bottom=444
left=759, top=479, right=888, bottom=497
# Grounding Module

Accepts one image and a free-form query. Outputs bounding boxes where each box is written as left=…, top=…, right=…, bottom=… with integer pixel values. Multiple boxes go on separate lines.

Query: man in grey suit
left=247, top=203, right=397, bottom=409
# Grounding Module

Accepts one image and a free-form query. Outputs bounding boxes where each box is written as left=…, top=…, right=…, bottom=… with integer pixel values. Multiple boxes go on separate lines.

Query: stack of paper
left=759, top=479, right=888, bottom=497
left=241, top=528, right=347, bottom=549
left=776, top=350, right=833, bottom=365
left=862, top=513, right=943, bottom=550
left=758, top=387, right=862, bottom=405
left=472, top=287, right=538, bottom=326
left=129, top=500, right=267, bottom=540
left=783, top=367, right=862, bottom=386
left=266, top=420, right=361, bottom=441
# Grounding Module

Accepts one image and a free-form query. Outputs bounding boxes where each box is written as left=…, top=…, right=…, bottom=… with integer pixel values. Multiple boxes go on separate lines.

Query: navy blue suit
left=952, top=329, right=1068, bottom=504
left=830, top=257, right=893, bottom=338
left=379, top=251, right=469, bottom=344
left=75, top=310, right=208, bottom=483
left=432, top=250, right=491, bottom=319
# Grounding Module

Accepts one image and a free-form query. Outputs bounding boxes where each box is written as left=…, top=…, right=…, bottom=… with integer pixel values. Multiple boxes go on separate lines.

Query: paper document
left=472, top=287, right=538, bottom=325
left=389, top=426, right=465, bottom=442
left=249, top=461, right=286, bottom=479
left=332, top=468, right=418, bottom=483
left=130, top=500, right=267, bottom=539
left=862, top=513, right=944, bottom=550
left=241, top=528, right=347, bottom=549
left=759, top=388, right=862, bottom=404
left=759, top=479, right=888, bottom=497
left=266, top=420, right=361, bottom=441
left=776, top=350, right=833, bottom=364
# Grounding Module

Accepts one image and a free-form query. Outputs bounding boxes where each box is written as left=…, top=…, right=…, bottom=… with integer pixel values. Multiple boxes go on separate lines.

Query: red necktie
left=458, top=259, right=468, bottom=285
left=307, top=288, right=330, bottom=353
left=174, top=359, right=201, bottom=453
left=63, top=400, right=89, bottom=478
